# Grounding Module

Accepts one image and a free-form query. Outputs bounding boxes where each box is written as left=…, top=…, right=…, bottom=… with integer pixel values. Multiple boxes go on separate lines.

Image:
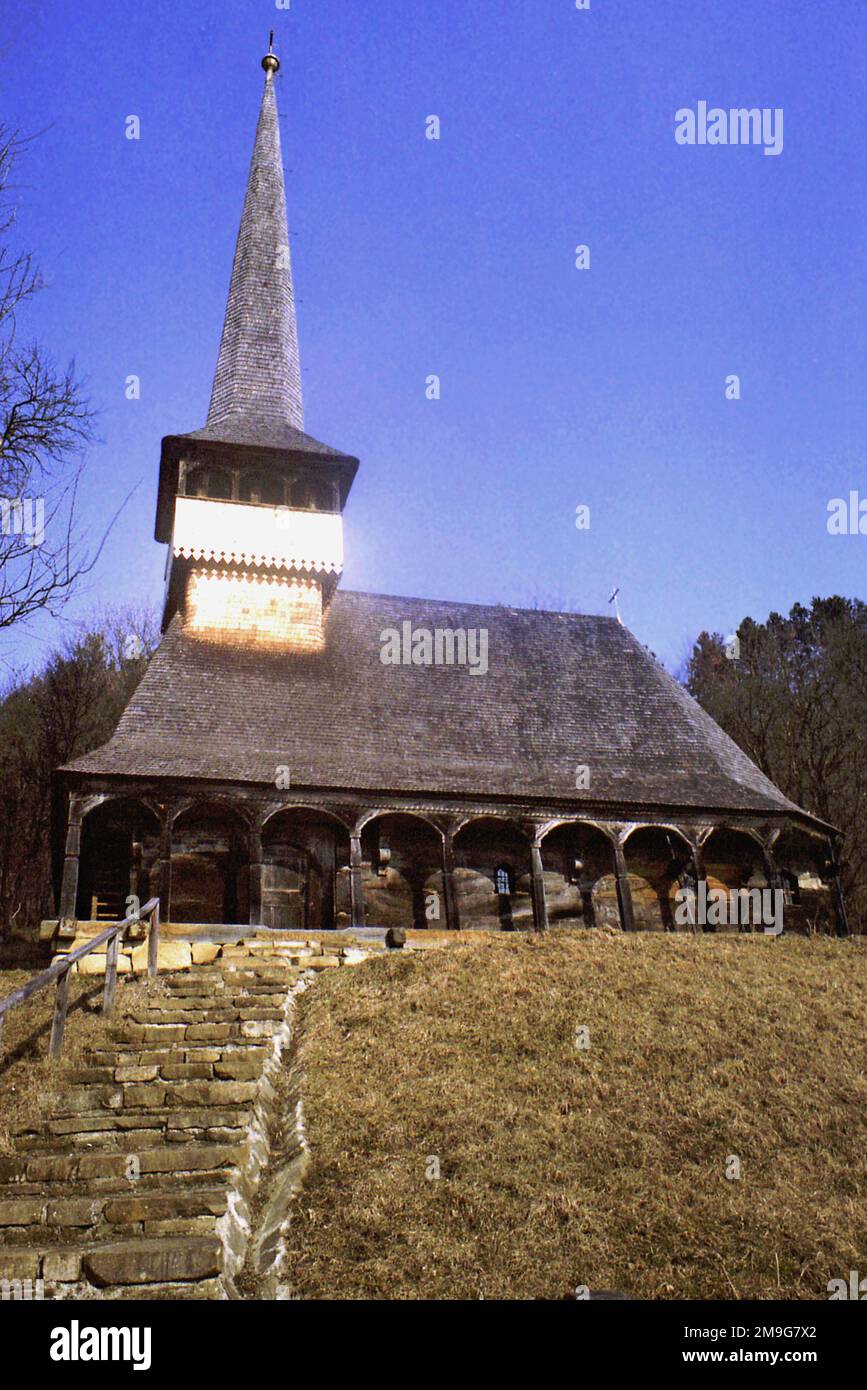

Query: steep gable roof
left=63, top=592, right=814, bottom=823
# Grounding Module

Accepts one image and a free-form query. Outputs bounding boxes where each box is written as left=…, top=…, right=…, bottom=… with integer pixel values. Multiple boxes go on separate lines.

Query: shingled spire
left=206, top=38, right=303, bottom=433
left=154, top=40, right=359, bottom=637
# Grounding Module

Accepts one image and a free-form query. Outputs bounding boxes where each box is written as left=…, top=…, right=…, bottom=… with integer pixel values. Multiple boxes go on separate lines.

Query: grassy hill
left=282, top=931, right=866, bottom=1300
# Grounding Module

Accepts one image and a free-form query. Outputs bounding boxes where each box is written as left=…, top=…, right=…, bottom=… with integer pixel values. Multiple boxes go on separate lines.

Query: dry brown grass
left=0, top=968, right=154, bottom=1152
left=283, top=932, right=867, bottom=1300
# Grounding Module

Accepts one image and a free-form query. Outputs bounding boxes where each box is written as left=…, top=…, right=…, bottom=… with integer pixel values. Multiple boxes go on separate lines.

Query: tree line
left=0, top=610, right=158, bottom=940
left=683, top=596, right=867, bottom=933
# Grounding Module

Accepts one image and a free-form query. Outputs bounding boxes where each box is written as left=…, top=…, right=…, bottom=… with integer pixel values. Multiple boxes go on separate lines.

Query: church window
left=495, top=866, right=511, bottom=896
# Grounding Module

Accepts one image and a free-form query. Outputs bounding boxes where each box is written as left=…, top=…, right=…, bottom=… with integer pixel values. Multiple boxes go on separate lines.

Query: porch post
left=58, top=794, right=84, bottom=920
left=249, top=823, right=264, bottom=927
left=613, top=840, right=636, bottom=933
left=692, top=842, right=708, bottom=932
left=349, top=833, right=365, bottom=929
left=530, top=839, right=548, bottom=932
left=158, top=809, right=173, bottom=926
left=442, top=830, right=461, bottom=931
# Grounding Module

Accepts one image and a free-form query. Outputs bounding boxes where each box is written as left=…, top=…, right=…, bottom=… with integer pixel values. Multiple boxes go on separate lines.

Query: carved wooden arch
left=184, top=461, right=234, bottom=500
left=169, top=797, right=256, bottom=832
left=767, top=822, right=833, bottom=877
left=79, top=792, right=162, bottom=826
left=236, top=462, right=286, bottom=506
left=451, top=813, right=533, bottom=843
left=699, top=823, right=774, bottom=875
left=766, top=822, right=828, bottom=852
left=261, top=803, right=354, bottom=836
left=354, top=807, right=444, bottom=841
left=535, top=817, right=620, bottom=852
left=621, top=822, right=698, bottom=855
left=78, top=793, right=109, bottom=820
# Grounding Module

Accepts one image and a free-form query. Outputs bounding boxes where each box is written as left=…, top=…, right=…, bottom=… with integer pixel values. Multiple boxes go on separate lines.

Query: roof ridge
left=335, top=590, right=615, bottom=621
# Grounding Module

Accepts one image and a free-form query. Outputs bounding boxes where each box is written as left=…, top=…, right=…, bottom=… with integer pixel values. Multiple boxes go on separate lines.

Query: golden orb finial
left=262, top=31, right=280, bottom=76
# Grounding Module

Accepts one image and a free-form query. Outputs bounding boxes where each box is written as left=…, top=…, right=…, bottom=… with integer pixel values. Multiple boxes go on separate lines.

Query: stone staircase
left=0, top=939, right=347, bottom=1299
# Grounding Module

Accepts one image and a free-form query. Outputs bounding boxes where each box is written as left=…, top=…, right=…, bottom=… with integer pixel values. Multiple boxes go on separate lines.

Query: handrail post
left=148, top=901, right=160, bottom=981
left=49, top=966, right=71, bottom=1059
left=103, top=929, right=119, bottom=1017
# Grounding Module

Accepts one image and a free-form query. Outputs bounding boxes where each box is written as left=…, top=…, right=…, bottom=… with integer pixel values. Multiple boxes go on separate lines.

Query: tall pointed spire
left=206, top=37, right=303, bottom=433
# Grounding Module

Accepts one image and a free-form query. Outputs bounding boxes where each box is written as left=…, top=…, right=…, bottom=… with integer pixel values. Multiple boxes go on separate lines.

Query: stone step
left=47, top=1079, right=258, bottom=1116
left=0, top=1167, right=236, bottom=1200
left=136, top=994, right=286, bottom=1011
left=0, top=954, right=301, bottom=1302
left=110, top=1019, right=282, bottom=1045
left=0, top=1235, right=223, bottom=1294
left=46, top=1076, right=259, bottom=1117
left=0, top=1143, right=241, bottom=1184
left=86, top=1041, right=269, bottom=1068
left=13, top=1104, right=254, bottom=1147
left=125, top=1006, right=284, bottom=1025
left=0, top=1186, right=231, bottom=1244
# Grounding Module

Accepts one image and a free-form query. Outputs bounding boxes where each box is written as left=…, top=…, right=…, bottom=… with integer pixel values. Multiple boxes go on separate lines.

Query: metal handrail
left=0, top=897, right=160, bottom=1059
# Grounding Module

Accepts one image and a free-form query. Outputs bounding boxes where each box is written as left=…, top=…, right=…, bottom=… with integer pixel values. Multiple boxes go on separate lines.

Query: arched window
left=206, top=468, right=233, bottom=500
left=495, top=866, right=511, bottom=897
left=290, top=479, right=312, bottom=509
left=185, top=467, right=208, bottom=498
left=311, top=483, right=334, bottom=512
left=186, top=466, right=232, bottom=500
left=238, top=471, right=284, bottom=506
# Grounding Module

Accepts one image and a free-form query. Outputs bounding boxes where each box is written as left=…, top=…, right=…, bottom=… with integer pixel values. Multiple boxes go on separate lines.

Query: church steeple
left=206, top=36, right=303, bottom=434
left=154, top=41, right=359, bottom=648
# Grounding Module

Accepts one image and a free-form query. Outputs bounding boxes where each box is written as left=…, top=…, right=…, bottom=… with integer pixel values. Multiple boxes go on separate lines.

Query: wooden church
left=54, top=45, right=847, bottom=940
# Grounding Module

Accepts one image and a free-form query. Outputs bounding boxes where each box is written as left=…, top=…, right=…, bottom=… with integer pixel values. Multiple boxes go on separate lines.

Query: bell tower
left=154, top=38, right=358, bottom=650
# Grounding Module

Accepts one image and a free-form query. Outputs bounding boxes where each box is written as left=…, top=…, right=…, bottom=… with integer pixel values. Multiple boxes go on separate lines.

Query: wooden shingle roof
left=64, top=592, right=812, bottom=821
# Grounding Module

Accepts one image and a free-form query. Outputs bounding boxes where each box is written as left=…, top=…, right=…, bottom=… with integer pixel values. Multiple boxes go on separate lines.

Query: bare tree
left=0, top=125, right=99, bottom=632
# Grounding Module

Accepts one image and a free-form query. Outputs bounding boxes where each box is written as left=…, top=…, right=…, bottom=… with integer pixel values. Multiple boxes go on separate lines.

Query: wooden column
left=442, top=831, right=461, bottom=931
left=58, top=795, right=84, bottom=920
left=530, top=841, right=548, bottom=932
left=613, top=841, right=636, bottom=933
left=692, top=843, right=708, bottom=932
left=349, top=833, right=365, bottom=929
left=249, top=825, right=264, bottom=927
left=158, top=811, right=173, bottom=926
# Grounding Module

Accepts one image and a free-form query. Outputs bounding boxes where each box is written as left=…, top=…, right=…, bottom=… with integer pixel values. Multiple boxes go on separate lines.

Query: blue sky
left=3, top=0, right=867, bottom=673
